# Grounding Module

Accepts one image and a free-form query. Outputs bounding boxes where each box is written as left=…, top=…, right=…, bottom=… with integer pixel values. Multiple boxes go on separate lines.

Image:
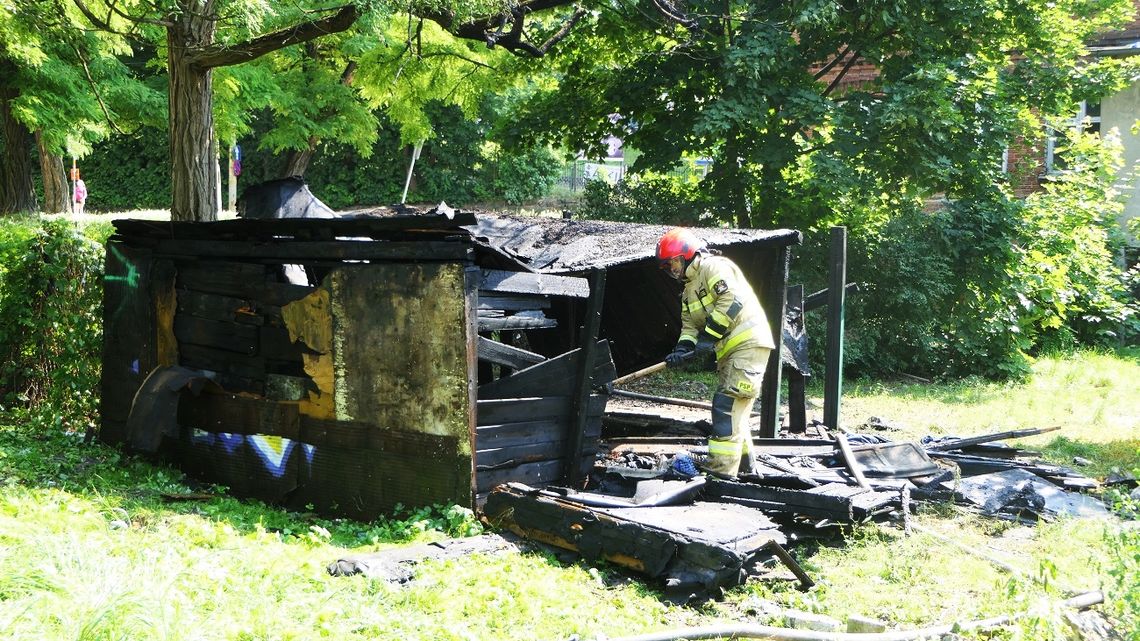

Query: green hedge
left=0, top=217, right=108, bottom=432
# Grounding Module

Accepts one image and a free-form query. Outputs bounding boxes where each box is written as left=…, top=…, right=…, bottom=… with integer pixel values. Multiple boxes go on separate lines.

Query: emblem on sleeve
left=713, top=280, right=729, bottom=295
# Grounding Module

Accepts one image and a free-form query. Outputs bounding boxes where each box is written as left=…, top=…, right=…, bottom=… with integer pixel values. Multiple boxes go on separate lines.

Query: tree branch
left=69, top=41, right=128, bottom=135
left=813, top=44, right=852, bottom=81
left=188, top=4, right=360, bottom=70
left=419, top=0, right=583, bottom=57
left=822, top=48, right=862, bottom=97
left=72, top=0, right=170, bottom=34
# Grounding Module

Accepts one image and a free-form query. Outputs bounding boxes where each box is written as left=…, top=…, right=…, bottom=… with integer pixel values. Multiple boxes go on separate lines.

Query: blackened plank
left=176, top=261, right=313, bottom=306
left=476, top=419, right=602, bottom=450
left=566, top=269, right=606, bottom=485
left=476, top=441, right=568, bottom=469
left=476, top=395, right=607, bottom=426
left=480, top=269, right=590, bottom=298
left=113, top=213, right=477, bottom=240
left=475, top=456, right=594, bottom=494
left=179, top=343, right=266, bottom=380
left=477, top=294, right=551, bottom=311
left=477, top=315, right=558, bottom=331
left=259, top=325, right=305, bottom=361
left=476, top=336, right=545, bottom=369
left=176, top=289, right=267, bottom=326
left=156, top=238, right=471, bottom=261
left=477, top=341, right=615, bottom=400
left=177, top=393, right=301, bottom=439
left=174, top=314, right=259, bottom=354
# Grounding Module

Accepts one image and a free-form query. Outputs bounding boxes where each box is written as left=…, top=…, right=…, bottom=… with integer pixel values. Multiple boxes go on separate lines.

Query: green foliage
left=0, top=217, right=106, bottom=433
left=1014, top=130, right=1138, bottom=349
left=577, top=172, right=712, bottom=225
left=1103, top=487, right=1140, bottom=640
left=505, top=0, right=1140, bottom=228
left=80, top=128, right=171, bottom=210
left=479, top=142, right=564, bottom=205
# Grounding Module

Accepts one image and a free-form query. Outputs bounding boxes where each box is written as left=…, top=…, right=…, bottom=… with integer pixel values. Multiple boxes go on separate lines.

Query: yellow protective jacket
left=678, top=253, right=775, bottom=359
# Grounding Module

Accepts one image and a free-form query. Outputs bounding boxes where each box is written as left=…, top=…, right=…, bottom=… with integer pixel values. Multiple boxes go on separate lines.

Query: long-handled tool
left=611, top=361, right=668, bottom=386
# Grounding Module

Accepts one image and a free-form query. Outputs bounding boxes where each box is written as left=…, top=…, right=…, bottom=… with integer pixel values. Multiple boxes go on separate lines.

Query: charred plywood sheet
left=484, top=482, right=787, bottom=593
left=329, top=264, right=472, bottom=450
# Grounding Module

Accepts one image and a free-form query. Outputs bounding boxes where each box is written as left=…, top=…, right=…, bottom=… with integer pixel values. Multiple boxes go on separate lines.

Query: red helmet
left=656, top=228, right=704, bottom=264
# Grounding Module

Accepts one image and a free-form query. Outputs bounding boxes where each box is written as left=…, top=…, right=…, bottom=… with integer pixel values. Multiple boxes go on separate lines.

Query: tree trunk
left=36, top=131, right=69, bottom=213
left=167, top=11, right=219, bottom=222
left=0, top=67, right=39, bottom=214
left=281, top=136, right=317, bottom=178
left=279, top=60, right=355, bottom=179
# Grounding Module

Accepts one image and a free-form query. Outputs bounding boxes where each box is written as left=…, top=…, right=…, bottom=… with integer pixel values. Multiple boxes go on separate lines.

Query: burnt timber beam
left=154, top=239, right=471, bottom=261
left=785, top=284, right=807, bottom=434
left=759, top=245, right=791, bottom=438
left=565, top=269, right=606, bottom=485
left=480, top=269, right=590, bottom=298
left=823, top=226, right=847, bottom=430
left=477, top=315, right=558, bottom=331
left=802, top=282, right=861, bottom=313
left=476, top=336, right=546, bottom=369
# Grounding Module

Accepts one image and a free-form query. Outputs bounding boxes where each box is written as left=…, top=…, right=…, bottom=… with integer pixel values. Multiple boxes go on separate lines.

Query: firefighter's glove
left=665, top=343, right=695, bottom=368
left=694, top=334, right=717, bottom=360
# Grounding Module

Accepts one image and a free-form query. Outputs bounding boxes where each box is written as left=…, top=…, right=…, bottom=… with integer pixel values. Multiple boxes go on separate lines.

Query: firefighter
left=657, top=227, right=775, bottom=478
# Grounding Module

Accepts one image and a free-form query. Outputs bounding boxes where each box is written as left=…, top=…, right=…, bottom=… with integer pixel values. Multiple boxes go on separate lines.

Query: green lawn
left=1, top=350, right=1138, bottom=640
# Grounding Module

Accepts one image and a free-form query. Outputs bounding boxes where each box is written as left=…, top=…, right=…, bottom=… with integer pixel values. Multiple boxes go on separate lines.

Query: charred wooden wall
left=101, top=216, right=479, bottom=519
left=101, top=215, right=616, bottom=519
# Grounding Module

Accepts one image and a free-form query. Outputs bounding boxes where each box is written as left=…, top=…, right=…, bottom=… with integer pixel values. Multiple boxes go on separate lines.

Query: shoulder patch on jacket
left=713, top=279, right=729, bottom=295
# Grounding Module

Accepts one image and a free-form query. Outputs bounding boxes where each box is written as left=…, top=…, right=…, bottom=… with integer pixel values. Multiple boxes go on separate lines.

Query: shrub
left=577, top=172, right=712, bottom=225
left=0, top=217, right=106, bottom=433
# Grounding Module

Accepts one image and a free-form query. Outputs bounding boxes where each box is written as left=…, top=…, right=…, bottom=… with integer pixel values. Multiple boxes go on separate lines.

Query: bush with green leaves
left=577, top=171, right=712, bottom=225
left=0, top=217, right=107, bottom=433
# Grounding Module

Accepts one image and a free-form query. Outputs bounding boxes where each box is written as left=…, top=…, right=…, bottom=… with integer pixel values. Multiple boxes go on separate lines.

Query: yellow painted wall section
left=282, top=287, right=335, bottom=419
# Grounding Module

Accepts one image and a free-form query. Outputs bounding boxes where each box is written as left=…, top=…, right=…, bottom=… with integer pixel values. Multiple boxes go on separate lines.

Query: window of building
left=1044, top=101, right=1101, bottom=174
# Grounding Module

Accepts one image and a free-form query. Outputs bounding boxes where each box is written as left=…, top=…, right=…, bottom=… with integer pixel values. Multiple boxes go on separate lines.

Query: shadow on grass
left=0, top=422, right=484, bottom=550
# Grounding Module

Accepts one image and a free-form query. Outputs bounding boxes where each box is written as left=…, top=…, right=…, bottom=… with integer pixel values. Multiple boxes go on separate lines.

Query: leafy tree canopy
left=502, top=0, right=1140, bottom=229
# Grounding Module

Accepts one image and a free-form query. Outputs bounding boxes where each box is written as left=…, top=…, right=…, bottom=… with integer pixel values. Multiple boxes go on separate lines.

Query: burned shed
left=99, top=209, right=799, bottom=519
left=467, top=215, right=802, bottom=437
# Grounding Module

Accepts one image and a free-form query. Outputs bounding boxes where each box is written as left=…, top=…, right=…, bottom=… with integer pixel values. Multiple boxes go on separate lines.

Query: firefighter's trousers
left=704, top=346, right=770, bottom=478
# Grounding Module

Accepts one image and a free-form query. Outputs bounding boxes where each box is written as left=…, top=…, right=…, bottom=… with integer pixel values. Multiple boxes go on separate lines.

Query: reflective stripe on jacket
left=678, top=253, right=775, bottom=359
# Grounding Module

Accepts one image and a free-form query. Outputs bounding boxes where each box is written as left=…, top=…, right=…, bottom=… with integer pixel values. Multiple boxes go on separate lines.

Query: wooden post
left=823, top=227, right=847, bottom=430
left=786, top=284, right=807, bottom=434
left=758, top=246, right=790, bottom=438
left=565, top=269, right=606, bottom=486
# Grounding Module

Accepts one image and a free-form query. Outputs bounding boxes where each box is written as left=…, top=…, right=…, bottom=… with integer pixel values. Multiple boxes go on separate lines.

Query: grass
left=632, top=348, right=1140, bottom=478
left=2, top=351, right=1138, bottom=640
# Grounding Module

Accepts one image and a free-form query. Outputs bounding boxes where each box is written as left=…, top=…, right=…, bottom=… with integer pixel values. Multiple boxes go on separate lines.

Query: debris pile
left=482, top=420, right=1116, bottom=600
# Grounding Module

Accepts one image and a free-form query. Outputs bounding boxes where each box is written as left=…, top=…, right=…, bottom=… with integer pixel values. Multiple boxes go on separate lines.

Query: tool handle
left=612, top=361, right=668, bottom=386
